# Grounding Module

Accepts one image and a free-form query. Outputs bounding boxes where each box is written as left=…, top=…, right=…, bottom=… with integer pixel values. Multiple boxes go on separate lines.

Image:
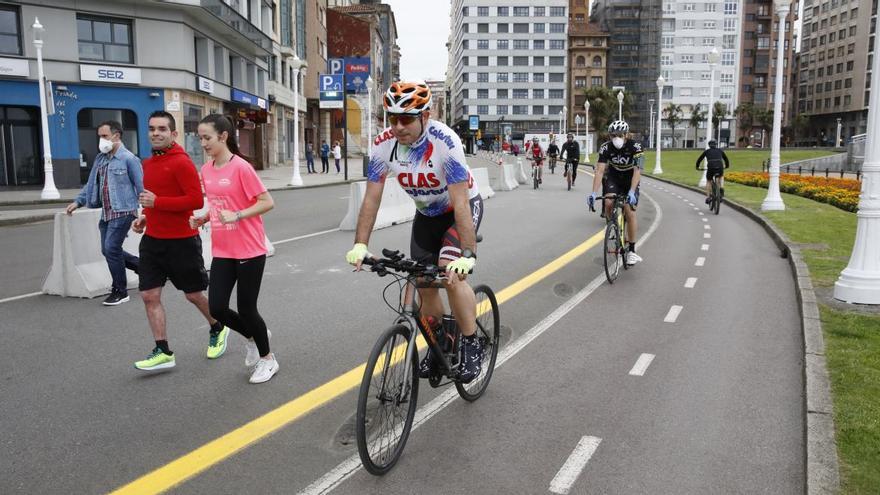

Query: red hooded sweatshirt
left=142, top=142, right=204, bottom=239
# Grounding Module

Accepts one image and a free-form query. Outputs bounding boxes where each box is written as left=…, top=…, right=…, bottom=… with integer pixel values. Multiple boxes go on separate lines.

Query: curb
left=0, top=179, right=364, bottom=227
left=0, top=198, right=70, bottom=207
left=646, top=174, right=841, bottom=494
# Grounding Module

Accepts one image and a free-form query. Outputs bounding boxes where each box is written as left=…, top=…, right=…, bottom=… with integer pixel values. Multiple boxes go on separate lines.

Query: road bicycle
left=699, top=167, right=723, bottom=215
left=563, top=159, right=579, bottom=191
left=548, top=154, right=558, bottom=174
left=355, top=249, right=500, bottom=475
left=526, top=155, right=543, bottom=189
left=597, top=193, right=631, bottom=283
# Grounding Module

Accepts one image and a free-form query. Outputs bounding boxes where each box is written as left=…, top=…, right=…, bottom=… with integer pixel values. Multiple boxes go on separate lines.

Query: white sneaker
left=626, top=252, right=643, bottom=265
left=245, top=329, right=272, bottom=368
left=249, top=354, right=279, bottom=384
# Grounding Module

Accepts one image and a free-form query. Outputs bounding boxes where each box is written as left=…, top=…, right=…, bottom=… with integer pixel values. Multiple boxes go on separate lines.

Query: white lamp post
left=33, top=18, right=59, bottom=199
left=648, top=98, right=655, bottom=148
left=761, top=0, right=790, bottom=211
left=616, top=90, right=624, bottom=121
left=700, top=47, right=721, bottom=187
left=366, top=75, right=374, bottom=157
left=836, top=117, right=842, bottom=148
left=288, top=54, right=304, bottom=186
left=563, top=106, right=568, bottom=134
left=654, top=75, right=665, bottom=174
left=575, top=114, right=581, bottom=140
left=558, top=109, right=563, bottom=135
left=834, top=10, right=880, bottom=304
left=584, top=100, right=590, bottom=156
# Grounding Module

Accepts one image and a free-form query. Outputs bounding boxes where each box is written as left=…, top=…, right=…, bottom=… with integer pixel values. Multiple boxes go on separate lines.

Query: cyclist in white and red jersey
left=345, top=81, right=485, bottom=383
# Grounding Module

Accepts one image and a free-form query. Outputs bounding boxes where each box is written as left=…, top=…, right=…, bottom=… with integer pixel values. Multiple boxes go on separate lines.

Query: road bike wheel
left=712, top=181, right=721, bottom=215
left=603, top=221, right=622, bottom=283
left=455, top=285, right=500, bottom=402
left=566, top=165, right=572, bottom=191
left=533, top=169, right=539, bottom=189
left=356, top=324, right=420, bottom=475
left=620, top=211, right=630, bottom=270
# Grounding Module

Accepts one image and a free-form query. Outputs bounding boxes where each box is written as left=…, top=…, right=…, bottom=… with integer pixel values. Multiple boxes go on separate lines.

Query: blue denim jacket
left=75, top=143, right=144, bottom=211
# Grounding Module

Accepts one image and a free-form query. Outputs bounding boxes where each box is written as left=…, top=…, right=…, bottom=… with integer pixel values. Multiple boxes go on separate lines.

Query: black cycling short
left=411, top=196, right=483, bottom=266
left=706, top=167, right=724, bottom=182
left=138, top=234, right=209, bottom=293
left=602, top=168, right=640, bottom=204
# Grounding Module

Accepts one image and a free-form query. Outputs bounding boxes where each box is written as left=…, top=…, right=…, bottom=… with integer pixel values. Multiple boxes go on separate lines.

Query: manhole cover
left=554, top=283, right=574, bottom=298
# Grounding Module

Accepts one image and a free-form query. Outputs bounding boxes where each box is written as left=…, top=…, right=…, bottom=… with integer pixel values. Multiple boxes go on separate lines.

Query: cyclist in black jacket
left=695, top=140, right=730, bottom=204
left=560, top=133, right=581, bottom=186
left=547, top=140, right=559, bottom=173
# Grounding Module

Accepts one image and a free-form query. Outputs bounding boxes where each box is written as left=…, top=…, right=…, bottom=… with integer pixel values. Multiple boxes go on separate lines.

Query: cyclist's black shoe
left=705, top=197, right=712, bottom=204
left=418, top=350, right=438, bottom=378
left=458, top=335, right=484, bottom=383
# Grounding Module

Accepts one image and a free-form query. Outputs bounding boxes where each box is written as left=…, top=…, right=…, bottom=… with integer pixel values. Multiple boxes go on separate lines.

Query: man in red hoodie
left=131, top=110, right=228, bottom=371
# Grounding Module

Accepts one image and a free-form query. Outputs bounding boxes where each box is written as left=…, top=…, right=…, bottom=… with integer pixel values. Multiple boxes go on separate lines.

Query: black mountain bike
left=563, top=159, right=578, bottom=191
left=699, top=167, right=722, bottom=215
left=598, top=193, right=631, bottom=283
left=355, top=249, right=500, bottom=475
left=526, top=155, right=543, bottom=189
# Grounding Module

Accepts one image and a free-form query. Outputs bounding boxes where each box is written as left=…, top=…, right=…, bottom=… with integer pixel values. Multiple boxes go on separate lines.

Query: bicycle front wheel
left=603, top=221, right=623, bottom=283
left=455, top=285, right=500, bottom=401
left=712, top=181, right=722, bottom=215
left=356, top=324, right=420, bottom=475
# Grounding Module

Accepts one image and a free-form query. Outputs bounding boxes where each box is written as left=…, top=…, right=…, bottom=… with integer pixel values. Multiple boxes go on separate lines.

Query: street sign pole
left=343, top=74, right=348, bottom=181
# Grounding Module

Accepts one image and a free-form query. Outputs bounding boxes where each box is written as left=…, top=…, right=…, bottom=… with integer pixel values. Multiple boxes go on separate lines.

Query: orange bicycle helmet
left=383, top=81, right=432, bottom=114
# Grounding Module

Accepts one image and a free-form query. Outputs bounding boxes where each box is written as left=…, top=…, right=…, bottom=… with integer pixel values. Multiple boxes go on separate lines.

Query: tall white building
left=449, top=0, right=569, bottom=146
left=660, top=0, right=743, bottom=147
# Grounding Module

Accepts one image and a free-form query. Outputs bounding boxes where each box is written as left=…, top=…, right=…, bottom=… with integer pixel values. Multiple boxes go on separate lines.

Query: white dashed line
left=701, top=244, right=710, bottom=251
left=704, top=233, right=711, bottom=238
left=698, top=212, right=704, bottom=216
left=628, top=353, right=656, bottom=376
left=684, top=277, right=698, bottom=288
left=695, top=257, right=706, bottom=266
left=664, top=305, right=683, bottom=322
left=702, top=218, right=708, bottom=222
left=693, top=207, right=699, bottom=211
left=549, top=436, right=603, bottom=495
left=704, top=225, right=711, bottom=230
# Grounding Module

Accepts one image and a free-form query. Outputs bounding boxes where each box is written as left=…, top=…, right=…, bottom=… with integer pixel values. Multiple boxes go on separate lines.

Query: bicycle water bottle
left=441, top=314, right=457, bottom=353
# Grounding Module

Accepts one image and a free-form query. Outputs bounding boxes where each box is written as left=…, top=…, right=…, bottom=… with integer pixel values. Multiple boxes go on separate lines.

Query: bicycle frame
left=396, top=277, right=463, bottom=381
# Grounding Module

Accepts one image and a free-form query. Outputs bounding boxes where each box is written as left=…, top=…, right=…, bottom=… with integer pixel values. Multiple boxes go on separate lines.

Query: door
left=0, top=106, right=41, bottom=186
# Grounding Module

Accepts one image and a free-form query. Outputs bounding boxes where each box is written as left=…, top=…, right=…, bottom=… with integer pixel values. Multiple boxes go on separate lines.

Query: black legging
left=567, top=159, right=579, bottom=183
left=321, top=156, right=329, bottom=173
left=209, top=255, right=270, bottom=357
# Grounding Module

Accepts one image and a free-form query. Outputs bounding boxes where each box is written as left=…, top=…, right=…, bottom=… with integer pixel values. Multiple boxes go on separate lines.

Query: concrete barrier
left=492, top=163, right=519, bottom=191
left=42, top=208, right=275, bottom=298
left=516, top=157, right=529, bottom=184
left=339, top=180, right=416, bottom=231
left=471, top=168, right=495, bottom=199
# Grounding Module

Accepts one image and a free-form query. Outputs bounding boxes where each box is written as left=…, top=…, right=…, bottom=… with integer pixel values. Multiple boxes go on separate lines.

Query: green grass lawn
left=647, top=150, right=879, bottom=493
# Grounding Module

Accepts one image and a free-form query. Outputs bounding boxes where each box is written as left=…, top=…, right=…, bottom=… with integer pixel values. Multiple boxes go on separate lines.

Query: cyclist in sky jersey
left=345, top=81, right=485, bottom=383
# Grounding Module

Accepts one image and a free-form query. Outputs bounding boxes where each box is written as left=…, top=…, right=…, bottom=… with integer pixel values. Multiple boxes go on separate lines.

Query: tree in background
left=664, top=103, right=683, bottom=148
left=688, top=104, right=706, bottom=148
left=712, top=101, right=728, bottom=144
left=735, top=103, right=756, bottom=147
left=582, top=86, right=634, bottom=143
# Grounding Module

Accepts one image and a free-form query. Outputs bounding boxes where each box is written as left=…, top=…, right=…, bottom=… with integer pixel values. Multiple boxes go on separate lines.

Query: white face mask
left=612, top=137, right=625, bottom=149
left=99, top=138, right=114, bottom=154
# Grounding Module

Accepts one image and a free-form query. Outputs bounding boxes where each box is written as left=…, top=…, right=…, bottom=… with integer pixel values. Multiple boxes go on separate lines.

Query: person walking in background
left=132, top=110, right=229, bottom=371
left=66, top=120, right=143, bottom=306
left=332, top=140, right=342, bottom=174
left=190, top=114, right=278, bottom=384
left=320, top=139, right=330, bottom=173
left=305, top=141, right=315, bottom=174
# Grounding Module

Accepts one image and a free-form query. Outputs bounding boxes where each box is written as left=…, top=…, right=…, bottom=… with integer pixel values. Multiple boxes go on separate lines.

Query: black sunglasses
left=388, top=114, right=420, bottom=126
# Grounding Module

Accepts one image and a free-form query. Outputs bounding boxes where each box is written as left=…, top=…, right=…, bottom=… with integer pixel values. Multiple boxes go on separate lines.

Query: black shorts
left=602, top=169, right=640, bottom=204
left=138, top=234, right=209, bottom=293
left=706, top=167, right=724, bottom=181
left=411, top=196, right=484, bottom=266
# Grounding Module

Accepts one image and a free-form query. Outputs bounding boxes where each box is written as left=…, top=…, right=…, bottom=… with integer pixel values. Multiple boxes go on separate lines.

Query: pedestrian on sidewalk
left=305, top=141, right=315, bottom=173
left=320, top=139, right=330, bottom=173
left=131, top=110, right=228, bottom=372
left=333, top=141, right=342, bottom=173
left=190, top=114, right=278, bottom=384
left=66, top=120, right=143, bottom=306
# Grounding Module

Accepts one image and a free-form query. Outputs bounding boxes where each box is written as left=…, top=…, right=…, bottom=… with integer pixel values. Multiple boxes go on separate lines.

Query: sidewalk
left=0, top=158, right=368, bottom=227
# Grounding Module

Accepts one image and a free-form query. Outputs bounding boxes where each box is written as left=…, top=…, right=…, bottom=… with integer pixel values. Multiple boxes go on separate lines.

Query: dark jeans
left=306, top=153, right=315, bottom=173
left=321, top=156, right=329, bottom=173
left=334, top=158, right=340, bottom=172
left=98, top=216, right=139, bottom=294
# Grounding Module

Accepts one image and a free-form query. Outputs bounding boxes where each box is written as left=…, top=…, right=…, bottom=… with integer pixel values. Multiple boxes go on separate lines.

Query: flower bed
left=725, top=172, right=861, bottom=212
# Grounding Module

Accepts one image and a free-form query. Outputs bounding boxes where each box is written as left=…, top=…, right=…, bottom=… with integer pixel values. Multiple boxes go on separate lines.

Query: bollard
left=811, top=166, right=815, bottom=176
left=798, top=166, right=802, bottom=175
left=840, top=169, right=844, bottom=178
left=857, top=170, right=861, bottom=181
left=825, top=168, right=829, bottom=178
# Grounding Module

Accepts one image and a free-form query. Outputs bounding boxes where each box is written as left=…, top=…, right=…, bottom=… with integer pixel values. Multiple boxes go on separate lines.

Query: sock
left=628, top=242, right=636, bottom=253
left=210, top=321, right=223, bottom=334
left=156, top=340, right=172, bottom=355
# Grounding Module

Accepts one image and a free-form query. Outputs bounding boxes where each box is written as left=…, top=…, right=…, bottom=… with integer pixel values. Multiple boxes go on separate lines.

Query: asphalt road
left=0, top=171, right=803, bottom=494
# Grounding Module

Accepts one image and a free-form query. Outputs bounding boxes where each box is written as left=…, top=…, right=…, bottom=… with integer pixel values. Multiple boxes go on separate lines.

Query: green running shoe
left=207, top=326, right=230, bottom=359
left=134, top=347, right=175, bottom=371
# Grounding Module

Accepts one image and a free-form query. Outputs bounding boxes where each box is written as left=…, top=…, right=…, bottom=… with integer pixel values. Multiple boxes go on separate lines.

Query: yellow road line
left=110, top=229, right=605, bottom=495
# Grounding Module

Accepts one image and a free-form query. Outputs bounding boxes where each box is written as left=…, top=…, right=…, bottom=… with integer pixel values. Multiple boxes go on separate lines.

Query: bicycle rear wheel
left=712, top=181, right=721, bottom=215
left=455, top=285, right=500, bottom=401
left=533, top=168, right=539, bottom=189
left=603, top=220, right=623, bottom=283
left=566, top=164, right=572, bottom=191
left=356, top=324, right=419, bottom=475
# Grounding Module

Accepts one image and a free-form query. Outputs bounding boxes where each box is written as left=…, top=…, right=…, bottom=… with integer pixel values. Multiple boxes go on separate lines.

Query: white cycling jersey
left=367, top=120, right=480, bottom=217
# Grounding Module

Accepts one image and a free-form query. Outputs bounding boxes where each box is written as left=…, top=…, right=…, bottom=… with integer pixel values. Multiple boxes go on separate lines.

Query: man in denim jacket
left=67, top=121, right=144, bottom=306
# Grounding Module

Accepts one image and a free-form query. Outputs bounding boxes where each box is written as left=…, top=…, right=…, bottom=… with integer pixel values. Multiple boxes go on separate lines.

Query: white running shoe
left=626, top=252, right=643, bottom=265
left=249, top=354, right=279, bottom=384
left=245, top=329, right=272, bottom=368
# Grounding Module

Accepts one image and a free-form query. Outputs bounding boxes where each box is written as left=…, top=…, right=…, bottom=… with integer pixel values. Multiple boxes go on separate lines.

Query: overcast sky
left=384, top=0, right=451, bottom=82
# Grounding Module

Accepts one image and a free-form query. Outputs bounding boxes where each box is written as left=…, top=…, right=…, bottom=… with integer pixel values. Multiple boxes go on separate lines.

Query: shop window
left=77, top=108, right=140, bottom=180
left=77, top=15, right=133, bottom=63
left=183, top=103, right=204, bottom=165
left=0, top=5, right=21, bottom=55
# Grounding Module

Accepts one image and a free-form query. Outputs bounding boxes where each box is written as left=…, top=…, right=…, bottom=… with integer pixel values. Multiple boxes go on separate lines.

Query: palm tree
left=790, top=114, right=810, bottom=146
left=583, top=86, right=633, bottom=142
left=712, top=101, right=728, bottom=143
left=664, top=103, right=683, bottom=148
left=688, top=104, right=706, bottom=148
left=755, top=109, right=774, bottom=147
left=735, top=103, right=756, bottom=147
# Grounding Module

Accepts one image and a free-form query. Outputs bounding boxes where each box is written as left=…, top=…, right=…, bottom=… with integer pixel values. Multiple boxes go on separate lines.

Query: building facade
left=449, top=0, right=570, bottom=148
left=567, top=3, right=609, bottom=133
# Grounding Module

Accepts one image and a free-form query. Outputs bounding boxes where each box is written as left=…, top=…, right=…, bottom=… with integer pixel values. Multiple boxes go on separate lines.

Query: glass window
left=77, top=108, right=141, bottom=170
left=497, top=6, right=509, bottom=16
left=550, top=39, right=564, bottom=49
left=477, top=105, right=488, bottom=115
left=550, top=23, right=565, bottom=33
left=549, top=89, right=563, bottom=99
left=498, top=105, right=508, bottom=114
left=514, top=23, right=529, bottom=33
left=497, top=39, right=508, bottom=49
left=77, top=15, right=133, bottom=63
left=549, top=56, right=564, bottom=66
left=534, top=39, right=545, bottom=50
left=550, top=6, right=565, bottom=16
left=533, top=72, right=545, bottom=82
left=478, top=6, right=488, bottom=16
left=549, top=73, right=564, bottom=82
left=497, top=72, right=509, bottom=82
left=535, top=6, right=546, bottom=16
left=498, top=23, right=509, bottom=33
left=0, top=5, right=21, bottom=55
left=497, top=88, right=508, bottom=98
left=478, top=72, right=488, bottom=82
left=514, top=7, right=529, bottom=16
left=478, top=39, right=489, bottom=49
left=513, top=72, right=529, bottom=82
left=478, top=89, right=488, bottom=99
left=477, top=23, right=489, bottom=33
left=532, top=105, right=544, bottom=115
left=514, top=39, right=529, bottom=49
left=513, top=89, right=529, bottom=98
left=513, top=56, right=528, bottom=66
left=534, top=23, right=545, bottom=33
left=533, top=89, right=544, bottom=99
left=497, top=56, right=508, bottom=66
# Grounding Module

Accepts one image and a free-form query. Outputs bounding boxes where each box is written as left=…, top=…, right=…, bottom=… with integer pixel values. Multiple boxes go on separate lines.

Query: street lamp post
left=648, top=98, right=655, bottom=148
left=836, top=117, right=842, bottom=148
left=366, top=75, right=374, bottom=157
left=33, top=18, right=59, bottom=199
left=617, top=90, right=624, bottom=121
left=700, top=47, right=720, bottom=187
left=575, top=114, right=581, bottom=140
left=761, top=0, right=790, bottom=211
left=288, top=55, right=304, bottom=186
left=833, top=10, right=880, bottom=304
left=558, top=109, right=563, bottom=135
left=584, top=100, right=590, bottom=156
left=654, top=75, right=665, bottom=174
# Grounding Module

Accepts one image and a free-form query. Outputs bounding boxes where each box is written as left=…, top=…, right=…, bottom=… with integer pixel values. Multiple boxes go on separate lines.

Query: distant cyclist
left=560, top=133, right=580, bottom=187
left=588, top=120, right=645, bottom=265
left=547, top=139, right=559, bottom=174
left=695, top=140, right=730, bottom=204
left=527, top=136, right=545, bottom=184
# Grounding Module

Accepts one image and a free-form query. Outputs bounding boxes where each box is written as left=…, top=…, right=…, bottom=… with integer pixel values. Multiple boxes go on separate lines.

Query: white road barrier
left=492, top=162, right=519, bottom=191
left=471, top=168, right=495, bottom=199
left=516, top=157, right=529, bottom=184
left=338, top=180, right=416, bottom=231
